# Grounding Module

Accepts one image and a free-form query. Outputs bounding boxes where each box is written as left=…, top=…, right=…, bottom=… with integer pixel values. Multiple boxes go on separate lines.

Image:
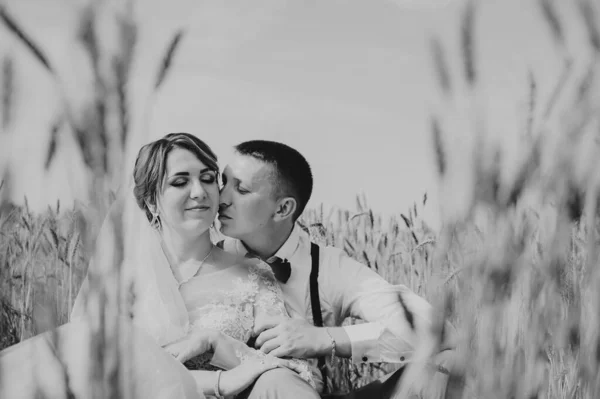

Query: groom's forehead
left=224, top=154, right=273, bottom=183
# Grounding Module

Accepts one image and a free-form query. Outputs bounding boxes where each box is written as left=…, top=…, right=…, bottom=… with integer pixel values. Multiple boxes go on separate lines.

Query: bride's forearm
left=189, top=370, right=219, bottom=397
left=210, top=332, right=255, bottom=370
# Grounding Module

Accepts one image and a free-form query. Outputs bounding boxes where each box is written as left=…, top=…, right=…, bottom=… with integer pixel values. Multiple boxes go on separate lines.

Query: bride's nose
left=189, top=179, right=207, bottom=200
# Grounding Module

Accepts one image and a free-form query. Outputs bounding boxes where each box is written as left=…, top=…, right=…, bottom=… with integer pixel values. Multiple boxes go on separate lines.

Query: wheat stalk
left=154, top=29, right=185, bottom=90
left=461, top=0, right=477, bottom=88
left=430, top=36, right=452, bottom=96
left=0, top=6, right=55, bottom=73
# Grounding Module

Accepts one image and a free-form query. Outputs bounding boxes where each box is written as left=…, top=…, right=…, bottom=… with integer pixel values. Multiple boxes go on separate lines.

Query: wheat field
left=2, top=0, right=600, bottom=397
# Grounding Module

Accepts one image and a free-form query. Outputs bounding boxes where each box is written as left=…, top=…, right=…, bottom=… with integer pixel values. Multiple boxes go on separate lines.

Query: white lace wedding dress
left=178, top=259, right=317, bottom=390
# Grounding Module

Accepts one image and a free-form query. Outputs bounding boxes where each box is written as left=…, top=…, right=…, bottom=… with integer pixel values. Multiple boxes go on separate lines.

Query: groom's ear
left=274, top=197, right=297, bottom=222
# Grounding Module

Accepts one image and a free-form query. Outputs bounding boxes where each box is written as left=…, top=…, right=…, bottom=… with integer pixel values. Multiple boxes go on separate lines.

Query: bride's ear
left=274, top=197, right=297, bottom=222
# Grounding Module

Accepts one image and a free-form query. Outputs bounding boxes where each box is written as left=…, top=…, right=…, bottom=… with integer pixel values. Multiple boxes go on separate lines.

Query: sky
left=0, top=0, right=588, bottom=228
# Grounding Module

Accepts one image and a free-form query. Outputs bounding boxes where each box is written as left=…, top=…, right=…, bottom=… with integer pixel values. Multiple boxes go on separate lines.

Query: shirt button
left=400, top=356, right=405, bottom=361
left=362, top=356, right=368, bottom=362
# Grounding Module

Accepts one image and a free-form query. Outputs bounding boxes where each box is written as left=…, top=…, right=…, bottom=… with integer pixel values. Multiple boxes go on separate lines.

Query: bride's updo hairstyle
left=133, top=132, right=219, bottom=223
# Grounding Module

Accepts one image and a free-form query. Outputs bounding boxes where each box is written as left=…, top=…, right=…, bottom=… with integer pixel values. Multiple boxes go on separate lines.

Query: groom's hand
left=254, top=319, right=329, bottom=359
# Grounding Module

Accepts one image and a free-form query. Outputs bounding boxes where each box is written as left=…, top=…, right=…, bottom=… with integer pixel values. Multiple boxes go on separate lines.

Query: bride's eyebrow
left=168, top=168, right=213, bottom=178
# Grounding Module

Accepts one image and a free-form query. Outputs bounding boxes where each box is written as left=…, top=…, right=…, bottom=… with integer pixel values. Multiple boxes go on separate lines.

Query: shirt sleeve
left=320, top=247, right=436, bottom=364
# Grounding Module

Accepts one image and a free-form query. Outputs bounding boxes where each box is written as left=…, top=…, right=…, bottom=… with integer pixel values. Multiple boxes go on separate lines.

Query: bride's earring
left=151, top=212, right=161, bottom=230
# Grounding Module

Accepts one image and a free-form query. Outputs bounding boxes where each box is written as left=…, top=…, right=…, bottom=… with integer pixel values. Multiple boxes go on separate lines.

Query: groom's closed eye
left=235, top=183, right=250, bottom=194
left=221, top=175, right=250, bottom=194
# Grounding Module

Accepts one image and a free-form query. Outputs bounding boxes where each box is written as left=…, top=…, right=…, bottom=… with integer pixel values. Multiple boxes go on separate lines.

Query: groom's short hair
left=235, top=140, right=313, bottom=221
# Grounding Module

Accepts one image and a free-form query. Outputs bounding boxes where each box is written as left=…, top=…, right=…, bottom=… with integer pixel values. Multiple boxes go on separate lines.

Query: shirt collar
left=234, top=223, right=302, bottom=262
left=272, top=223, right=302, bottom=261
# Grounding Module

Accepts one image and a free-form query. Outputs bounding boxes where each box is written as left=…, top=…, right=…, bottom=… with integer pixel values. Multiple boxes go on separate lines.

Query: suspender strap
left=310, top=242, right=328, bottom=388
left=310, top=242, right=323, bottom=327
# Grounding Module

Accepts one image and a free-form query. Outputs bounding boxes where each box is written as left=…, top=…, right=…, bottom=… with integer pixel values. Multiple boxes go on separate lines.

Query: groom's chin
left=218, top=222, right=240, bottom=239
left=217, top=220, right=230, bottom=234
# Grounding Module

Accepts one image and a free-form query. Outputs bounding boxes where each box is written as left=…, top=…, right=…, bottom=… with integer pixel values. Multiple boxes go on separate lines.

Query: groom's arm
left=322, top=247, right=455, bottom=365
left=254, top=247, right=456, bottom=366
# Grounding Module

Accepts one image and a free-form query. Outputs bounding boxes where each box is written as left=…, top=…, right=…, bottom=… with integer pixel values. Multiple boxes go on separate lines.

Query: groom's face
left=218, top=154, right=278, bottom=240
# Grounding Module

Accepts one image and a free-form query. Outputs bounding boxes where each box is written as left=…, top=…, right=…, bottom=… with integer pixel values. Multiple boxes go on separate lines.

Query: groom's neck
left=242, top=223, right=293, bottom=260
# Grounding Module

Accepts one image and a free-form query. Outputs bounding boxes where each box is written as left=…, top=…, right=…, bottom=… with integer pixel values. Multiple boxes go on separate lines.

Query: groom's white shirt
left=221, top=223, right=435, bottom=365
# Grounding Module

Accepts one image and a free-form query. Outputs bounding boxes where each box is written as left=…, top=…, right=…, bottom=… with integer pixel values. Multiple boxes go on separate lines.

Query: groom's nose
left=219, top=183, right=231, bottom=207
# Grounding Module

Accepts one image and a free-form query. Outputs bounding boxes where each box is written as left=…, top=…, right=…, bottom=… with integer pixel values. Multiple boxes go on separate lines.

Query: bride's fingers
left=261, top=359, right=280, bottom=372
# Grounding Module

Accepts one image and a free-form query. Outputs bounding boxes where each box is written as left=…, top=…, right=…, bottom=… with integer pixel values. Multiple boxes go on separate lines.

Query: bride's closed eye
left=170, top=178, right=188, bottom=187
left=170, top=173, right=216, bottom=188
left=200, top=173, right=217, bottom=184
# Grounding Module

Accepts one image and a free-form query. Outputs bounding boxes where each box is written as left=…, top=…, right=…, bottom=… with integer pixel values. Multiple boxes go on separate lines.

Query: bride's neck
left=160, top=227, right=213, bottom=266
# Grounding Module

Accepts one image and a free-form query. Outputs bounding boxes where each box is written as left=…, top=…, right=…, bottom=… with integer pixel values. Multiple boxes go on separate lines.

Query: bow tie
left=246, top=253, right=291, bottom=283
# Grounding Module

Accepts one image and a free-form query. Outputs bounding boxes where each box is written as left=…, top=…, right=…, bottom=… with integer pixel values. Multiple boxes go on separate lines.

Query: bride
left=0, top=132, right=317, bottom=399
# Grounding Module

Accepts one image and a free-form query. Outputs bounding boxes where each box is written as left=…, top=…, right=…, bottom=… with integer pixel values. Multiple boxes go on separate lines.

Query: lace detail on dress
left=252, top=264, right=288, bottom=317
left=190, top=271, right=259, bottom=344
left=235, top=349, right=317, bottom=390
left=184, top=267, right=261, bottom=371
left=182, top=262, right=317, bottom=387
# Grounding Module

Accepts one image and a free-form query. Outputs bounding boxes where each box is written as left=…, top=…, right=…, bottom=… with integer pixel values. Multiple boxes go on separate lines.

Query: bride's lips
left=218, top=213, right=231, bottom=220
left=185, top=205, right=211, bottom=212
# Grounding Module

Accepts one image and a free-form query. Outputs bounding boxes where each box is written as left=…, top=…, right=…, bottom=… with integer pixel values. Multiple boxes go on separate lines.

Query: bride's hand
left=163, top=329, right=219, bottom=363
left=218, top=357, right=306, bottom=397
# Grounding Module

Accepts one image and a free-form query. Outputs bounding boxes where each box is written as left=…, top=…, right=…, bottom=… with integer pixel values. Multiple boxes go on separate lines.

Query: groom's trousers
left=320, top=367, right=405, bottom=399
left=237, top=367, right=405, bottom=399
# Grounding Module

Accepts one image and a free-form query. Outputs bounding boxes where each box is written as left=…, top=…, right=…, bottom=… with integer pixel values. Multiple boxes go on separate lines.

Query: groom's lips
left=218, top=213, right=231, bottom=220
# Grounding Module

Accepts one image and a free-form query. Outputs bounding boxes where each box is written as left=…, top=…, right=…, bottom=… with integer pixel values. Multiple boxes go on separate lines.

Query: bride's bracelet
left=214, top=370, right=224, bottom=399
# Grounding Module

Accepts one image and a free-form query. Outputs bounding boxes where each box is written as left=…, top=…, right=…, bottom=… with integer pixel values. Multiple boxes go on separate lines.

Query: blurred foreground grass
left=3, top=0, right=600, bottom=397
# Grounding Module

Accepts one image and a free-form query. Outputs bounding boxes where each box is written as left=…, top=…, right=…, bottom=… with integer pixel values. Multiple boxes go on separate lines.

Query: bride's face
left=156, top=148, right=219, bottom=236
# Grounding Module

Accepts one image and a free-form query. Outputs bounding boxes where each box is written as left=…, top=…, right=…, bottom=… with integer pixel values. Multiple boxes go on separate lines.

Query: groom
left=217, top=140, right=456, bottom=398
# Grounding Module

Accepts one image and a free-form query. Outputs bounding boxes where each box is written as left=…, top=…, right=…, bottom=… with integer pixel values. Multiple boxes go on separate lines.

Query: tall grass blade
left=154, top=30, right=185, bottom=90
left=578, top=0, right=600, bottom=53
left=431, top=115, right=446, bottom=177
left=115, top=14, right=137, bottom=148
left=543, top=58, right=574, bottom=119
left=44, top=117, right=62, bottom=170
left=0, top=6, right=54, bottom=73
left=77, top=5, right=99, bottom=75
left=539, top=0, right=565, bottom=48
left=430, top=36, right=452, bottom=96
left=461, top=0, right=477, bottom=87
left=526, top=70, right=536, bottom=139
left=1, top=55, right=14, bottom=130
